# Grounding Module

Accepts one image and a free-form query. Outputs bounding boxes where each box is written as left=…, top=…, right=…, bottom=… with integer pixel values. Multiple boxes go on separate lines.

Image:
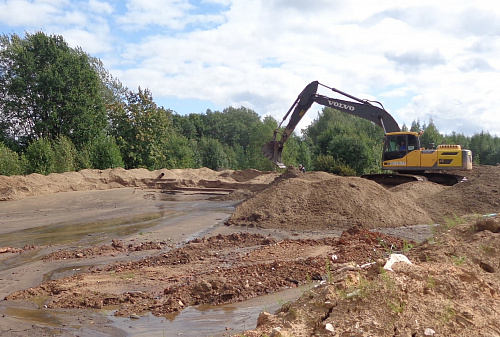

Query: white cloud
left=87, top=0, right=113, bottom=14
left=116, top=0, right=193, bottom=30
left=0, top=0, right=64, bottom=26
left=1, top=0, right=499, bottom=136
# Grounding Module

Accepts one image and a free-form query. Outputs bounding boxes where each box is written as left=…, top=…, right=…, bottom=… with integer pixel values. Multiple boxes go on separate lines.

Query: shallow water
left=109, top=285, right=308, bottom=337
left=0, top=190, right=266, bottom=336
left=0, top=212, right=165, bottom=248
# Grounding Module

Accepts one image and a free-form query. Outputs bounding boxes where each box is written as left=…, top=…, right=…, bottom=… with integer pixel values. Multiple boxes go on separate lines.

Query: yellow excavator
left=262, top=81, right=472, bottom=185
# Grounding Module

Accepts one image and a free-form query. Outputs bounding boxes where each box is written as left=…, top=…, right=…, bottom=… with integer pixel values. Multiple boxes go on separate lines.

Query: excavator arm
left=262, top=81, right=400, bottom=168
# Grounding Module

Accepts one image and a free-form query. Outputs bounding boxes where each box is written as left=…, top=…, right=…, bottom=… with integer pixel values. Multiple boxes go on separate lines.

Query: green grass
left=451, top=255, right=466, bottom=266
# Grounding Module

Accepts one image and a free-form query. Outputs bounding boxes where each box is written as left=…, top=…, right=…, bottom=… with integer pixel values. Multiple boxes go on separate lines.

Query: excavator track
left=419, top=173, right=467, bottom=186
left=361, top=173, right=426, bottom=186
left=361, top=172, right=467, bottom=186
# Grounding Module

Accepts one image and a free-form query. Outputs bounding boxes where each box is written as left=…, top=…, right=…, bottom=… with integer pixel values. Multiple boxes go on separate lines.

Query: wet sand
left=0, top=187, right=242, bottom=336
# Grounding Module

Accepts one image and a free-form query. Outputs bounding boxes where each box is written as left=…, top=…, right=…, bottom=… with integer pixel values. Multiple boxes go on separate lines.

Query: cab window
left=407, top=134, right=419, bottom=151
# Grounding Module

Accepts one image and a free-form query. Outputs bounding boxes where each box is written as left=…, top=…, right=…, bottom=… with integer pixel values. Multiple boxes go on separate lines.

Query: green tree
left=281, top=134, right=301, bottom=168
left=327, top=133, right=375, bottom=175
left=410, top=119, right=422, bottom=133
left=89, top=56, right=128, bottom=108
left=164, top=135, right=199, bottom=169
left=469, top=131, right=498, bottom=165
left=444, top=131, right=470, bottom=150
left=87, top=134, right=124, bottom=169
left=420, top=119, right=443, bottom=149
left=249, top=116, right=280, bottom=171
left=297, top=141, right=312, bottom=170
left=52, top=135, right=77, bottom=173
left=24, top=138, right=55, bottom=175
left=108, top=87, right=174, bottom=169
left=172, top=107, right=271, bottom=170
left=198, top=137, right=229, bottom=170
left=0, top=142, right=24, bottom=176
left=0, top=32, right=107, bottom=148
left=303, top=107, right=383, bottom=175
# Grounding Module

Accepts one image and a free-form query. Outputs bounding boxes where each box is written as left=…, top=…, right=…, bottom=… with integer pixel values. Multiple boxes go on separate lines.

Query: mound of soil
left=240, top=217, right=500, bottom=337
left=227, top=169, right=433, bottom=230
left=0, top=167, right=278, bottom=201
left=390, top=181, right=447, bottom=201
left=418, top=165, right=500, bottom=222
left=228, top=165, right=500, bottom=230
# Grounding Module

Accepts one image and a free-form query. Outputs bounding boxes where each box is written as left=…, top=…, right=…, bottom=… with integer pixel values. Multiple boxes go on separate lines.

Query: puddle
left=5, top=306, right=64, bottom=327
left=0, top=193, right=273, bottom=336
left=0, top=248, right=42, bottom=272
left=42, top=265, right=91, bottom=282
left=0, top=212, right=165, bottom=248
left=109, top=285, right=310, bottom=337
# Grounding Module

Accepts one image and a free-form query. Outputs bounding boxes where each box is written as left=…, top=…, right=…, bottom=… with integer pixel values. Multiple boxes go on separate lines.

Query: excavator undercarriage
left=361, top=172, right=467, bottom=186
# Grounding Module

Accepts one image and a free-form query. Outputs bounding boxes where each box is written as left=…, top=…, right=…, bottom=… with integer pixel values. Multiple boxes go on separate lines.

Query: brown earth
left=0, top=164, right=499, bottom=336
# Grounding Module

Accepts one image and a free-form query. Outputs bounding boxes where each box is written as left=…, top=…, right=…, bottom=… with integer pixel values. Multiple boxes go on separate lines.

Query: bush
left=24, top=138, right=55, bottom=175
left=52, top=135, right=77, bottom=173
left=88, top=135, right=124, bottom=169
left=313, top=154, right=356, bottom=176
left=0, top=143, right=24, bottom=176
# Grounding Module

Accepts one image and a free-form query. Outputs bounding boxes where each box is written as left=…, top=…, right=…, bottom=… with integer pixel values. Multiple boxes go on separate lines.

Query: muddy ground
left=0, top=165, right=499, bottom=336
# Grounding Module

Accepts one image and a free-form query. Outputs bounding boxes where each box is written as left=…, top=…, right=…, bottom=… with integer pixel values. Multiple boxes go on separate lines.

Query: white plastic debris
left=360, top=261, right=376, bottom=269
left=270, top=327, right=282, bottom=337
left=346, top=289, right=362, bottom=298
left=424, top=328, right=436, bottom=335
left=383, top=253, right=413, bottom=272
left=325, top=323, right=335, bottom=333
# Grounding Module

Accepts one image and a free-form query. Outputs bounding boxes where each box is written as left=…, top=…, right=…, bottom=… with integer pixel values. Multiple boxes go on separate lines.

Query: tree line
left=0, top=32, right=499, bottom=176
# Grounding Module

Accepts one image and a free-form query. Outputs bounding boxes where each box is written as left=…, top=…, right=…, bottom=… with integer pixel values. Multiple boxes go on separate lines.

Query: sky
left=0, top=0, right=499, bottom=136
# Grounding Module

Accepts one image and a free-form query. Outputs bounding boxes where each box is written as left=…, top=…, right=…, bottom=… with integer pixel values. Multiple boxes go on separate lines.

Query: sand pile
left=417, top=165, right=500, bottom=222
left=2, top=164, right=499, bottom=229
left=0, top=167, right=278, bottom=201
left=228, top=165, right=500, bottom=230
left=227, top=168, right=433, bottom=230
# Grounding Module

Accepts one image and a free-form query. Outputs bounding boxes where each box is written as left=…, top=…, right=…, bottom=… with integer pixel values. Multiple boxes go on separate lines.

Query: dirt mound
left=0, top=167, right=279, bottom=201
left=227, top=165, right=500, bottom=231
left=227, top=169, right=433, bottom=230
left=417, top=165, right=500, bottom=222
left=42, top=239, right=171, bottom=261
left=390, top=181, right=447, bottom=201
left=241, top=217, right=500, bottom=337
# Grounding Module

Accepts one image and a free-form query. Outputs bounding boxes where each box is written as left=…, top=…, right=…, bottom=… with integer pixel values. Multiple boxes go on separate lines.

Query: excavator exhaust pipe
left=262, top=141, right=286, bottom=169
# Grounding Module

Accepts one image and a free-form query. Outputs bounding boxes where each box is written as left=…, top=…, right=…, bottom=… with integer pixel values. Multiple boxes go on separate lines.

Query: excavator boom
left=262, top=81, right=400, bottom=168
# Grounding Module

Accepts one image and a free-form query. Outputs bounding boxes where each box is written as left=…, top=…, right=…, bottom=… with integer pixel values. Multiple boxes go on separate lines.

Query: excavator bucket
left=262, top=141, right=286, bottom=169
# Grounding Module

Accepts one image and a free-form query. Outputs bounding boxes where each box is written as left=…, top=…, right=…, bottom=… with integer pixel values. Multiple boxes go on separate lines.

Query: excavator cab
left=382, top=132, right=420, bottom=161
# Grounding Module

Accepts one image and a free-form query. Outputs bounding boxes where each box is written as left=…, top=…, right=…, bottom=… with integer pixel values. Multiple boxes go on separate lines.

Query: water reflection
left=0, top=212, right=165, bottom=248
left=110, top=285, right=309, bottom=337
